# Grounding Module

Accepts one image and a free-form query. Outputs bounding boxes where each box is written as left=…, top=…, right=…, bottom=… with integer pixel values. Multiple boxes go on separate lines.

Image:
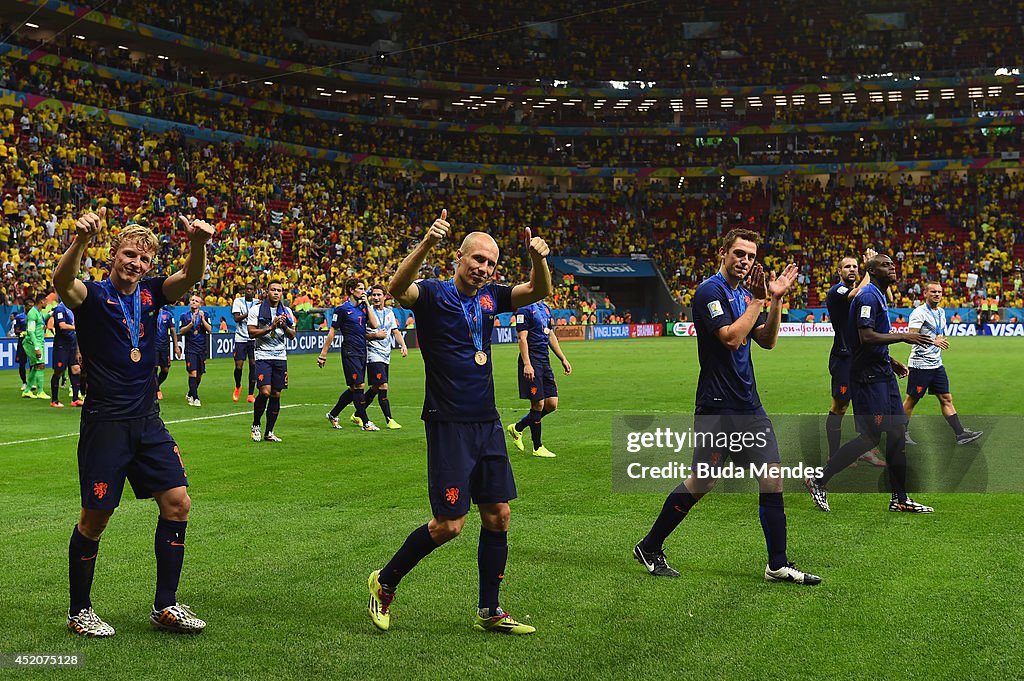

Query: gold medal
left=474, top=350, right=487, bottom=366
left=130, top=347, right=142, bottom=362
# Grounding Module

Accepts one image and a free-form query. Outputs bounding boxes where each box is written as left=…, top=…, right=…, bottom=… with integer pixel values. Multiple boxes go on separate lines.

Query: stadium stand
left=0, top=0, right=1021, bottom=320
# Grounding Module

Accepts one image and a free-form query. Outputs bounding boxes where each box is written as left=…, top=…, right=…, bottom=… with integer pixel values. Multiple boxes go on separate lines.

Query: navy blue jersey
left=155, top=308, right=174, bottom=349
left=826, top=281, right=854, bottom=358
left=412, top=279, right=514, bottom=421
left=848, top=283, right=893, bottom=383
left=691, top=272, right=766, bottom=410
left=75, top=277, right=169, bottom=420
left=332, top=300, right=368, bottom=358
left=514, top=301, right=553, bottom=364
left=179, top=309, right=209, bottom=355
left=11, top=311, right=27, bottom=336
left=52, top=303, right=77, bottom=348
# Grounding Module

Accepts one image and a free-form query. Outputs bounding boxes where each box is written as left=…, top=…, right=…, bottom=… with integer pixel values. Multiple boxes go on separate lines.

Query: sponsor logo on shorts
left=445, top=487, right=460, bottom=505
left=530, top=386, right=538, bottom=395
left=840, top=385, right=848, bottom=395
left=93, top=481, right=108, bottom=500
left=874, top=415, right=884, bottom=426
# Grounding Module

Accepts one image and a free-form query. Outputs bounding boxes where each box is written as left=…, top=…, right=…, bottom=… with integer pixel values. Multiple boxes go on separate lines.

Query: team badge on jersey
left=708, top=300, right=724, bottom=318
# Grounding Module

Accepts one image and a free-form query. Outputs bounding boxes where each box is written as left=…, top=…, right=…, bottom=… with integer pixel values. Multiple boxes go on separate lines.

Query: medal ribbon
left=106, top=280, right=141, bottom=349
left=445, top=280, right=483, bottom=352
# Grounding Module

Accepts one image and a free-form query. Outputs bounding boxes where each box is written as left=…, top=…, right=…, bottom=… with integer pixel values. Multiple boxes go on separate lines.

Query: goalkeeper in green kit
left=22, top=296, right=53, bottom=399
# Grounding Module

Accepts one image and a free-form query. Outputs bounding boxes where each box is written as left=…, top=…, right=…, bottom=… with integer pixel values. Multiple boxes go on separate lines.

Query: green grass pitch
left=1, top=337, right=1022, bottom=680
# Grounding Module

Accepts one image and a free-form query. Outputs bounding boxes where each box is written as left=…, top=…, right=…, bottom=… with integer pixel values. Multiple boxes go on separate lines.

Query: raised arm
left=364, top=298, right=380, bottom=330
left=510, top=227, right=552, bottom=309
left=163, top=215, right=215, bottom=302
left=390, top=209, right=450, bottom=308
left=751, top=263, right=798, bottom=350
left=53, top=208, right=105, bottom=308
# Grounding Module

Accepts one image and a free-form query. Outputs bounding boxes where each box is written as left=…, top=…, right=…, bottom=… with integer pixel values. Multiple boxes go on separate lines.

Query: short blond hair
left=111, top=224, right=159, bottom=255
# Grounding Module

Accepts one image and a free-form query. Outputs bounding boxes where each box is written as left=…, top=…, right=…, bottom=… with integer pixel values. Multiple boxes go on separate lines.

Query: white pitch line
left=1, top=403, right=822, bottom=447
left=0, top=404, right=309, bottom=447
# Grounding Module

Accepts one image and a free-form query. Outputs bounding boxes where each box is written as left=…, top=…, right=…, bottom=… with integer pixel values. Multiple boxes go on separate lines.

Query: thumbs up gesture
left=75, top=206, right=106, bottom=242
left=526, top=227, right=550, bottom=260
left=425, top=209, right=450, bottom=246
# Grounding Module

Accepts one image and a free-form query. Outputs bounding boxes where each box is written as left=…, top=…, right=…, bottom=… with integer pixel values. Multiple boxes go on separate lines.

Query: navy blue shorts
left=342, top=353, right=365, bottom=386
left=689, top=406, right=781, bottom=470
left=78, top=415, right=187, bottom=510
left=52, top=344, right=79, bottom=371
left=16, top=342, right=27, bottom=365
left=367, top=361, right=389, bottom=386
left=155, top=344, right=171, bottom=370
left=233, top=340, right=255, bottom=363
left=518, top=358, right=558, bottom=401
left=829, top=354, right=852, bottom=401
left=425, top=420, right=517, bottom=517
left=185, top=352, right=206, bottom=375
left=255, top=358, right=288, bottom=391
left=851, top=379, right=906, bottom=435
left=906, top=366, right=950, bottom=398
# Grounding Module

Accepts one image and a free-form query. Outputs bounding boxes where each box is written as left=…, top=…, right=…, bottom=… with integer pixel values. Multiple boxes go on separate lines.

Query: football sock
left=825, top=411, right=844, bottom=457
left=514, top=413, right=531, bottom=433
left=18, top=362, right=26, bottom=385
left=187, top=376, right=197, bottom=399
left=69, top=525, right=99, bottom=615
left=377, top=389, right=393, bottom=421
left=28, top=366, right=42, bottom=392
left=642, top=486, right=699, bottom=552
left=353, top=389, right=369, bottom=423
left=365, top=386, right=378, bottom=405
left=157, top=368, right=169, bottom=386
left=266, top=396, right=280, bottom=432
left=330, top=390, right=353, bottom=418
left=247, top=364, right=256, bottom=396
left=379, top=524, right=440, bottom=590
left=819, top=436, right=875, bottom=485
left=253, top=394, right=268, bottom=426
left=529, top=415, right=543, bottom=449
left=51, top=372, right=61, bottom=399
left=233, top=366, right=243, bottom=388
left=885, top=430, right=909, bottom=502
left=945, top=413, right=965, bottom=435
left=477, top=528, right=508, bottom=612
left=154, top=517, right=187, bottom=610
left=758, top=492, right=789, bottom=570
left=70, top=372, right=82, bottom=400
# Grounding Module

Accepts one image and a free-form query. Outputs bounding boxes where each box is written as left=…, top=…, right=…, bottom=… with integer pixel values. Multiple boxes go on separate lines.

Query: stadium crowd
left=2, top=99, right=1021, bottom=320
left=95, top=0, right=1023, bottom=87
left=4, top=51, right=1023, bottom=171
